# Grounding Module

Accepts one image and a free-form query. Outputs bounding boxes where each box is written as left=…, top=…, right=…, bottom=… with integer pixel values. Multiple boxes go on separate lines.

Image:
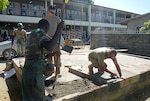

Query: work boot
left=97, top=68, right=104, bottom=75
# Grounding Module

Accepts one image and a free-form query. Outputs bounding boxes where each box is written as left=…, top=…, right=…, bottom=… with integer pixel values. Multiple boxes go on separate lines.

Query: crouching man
left=88, top=47, right=122, bottom=78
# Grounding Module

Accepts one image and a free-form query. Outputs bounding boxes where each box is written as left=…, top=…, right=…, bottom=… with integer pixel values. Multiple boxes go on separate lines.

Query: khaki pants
left=17, top=39, right=25, bottom=56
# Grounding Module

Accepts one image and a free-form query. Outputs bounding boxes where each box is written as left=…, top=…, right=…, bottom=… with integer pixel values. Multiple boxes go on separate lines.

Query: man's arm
left=11, top=31, right=16, bottom=45
left=112, top=57, right=122, bottom=77
left=99, top=63, right=117, bottom=76
left=11, top=36, right=14, bottom=45
left=97, top=54, right=117, bottom=76
left=46, top=34, right=52, bottom=39
left=41, top=21, right=64, bottom=50
left=24, top=31, right=27, bottom=41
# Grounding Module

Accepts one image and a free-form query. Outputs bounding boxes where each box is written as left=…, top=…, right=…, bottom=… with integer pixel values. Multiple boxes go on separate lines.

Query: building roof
left=119, top=12, right=150, bottom=25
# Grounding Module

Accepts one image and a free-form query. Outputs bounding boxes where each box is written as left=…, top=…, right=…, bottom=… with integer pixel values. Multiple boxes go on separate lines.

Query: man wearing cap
left=43, top=5, right=62, bottom=77
left=12, top=23, right=26, bottom=57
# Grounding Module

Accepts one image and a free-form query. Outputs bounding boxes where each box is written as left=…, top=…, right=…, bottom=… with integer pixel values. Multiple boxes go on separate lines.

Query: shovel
left=62, top=45, right=73, bottom=54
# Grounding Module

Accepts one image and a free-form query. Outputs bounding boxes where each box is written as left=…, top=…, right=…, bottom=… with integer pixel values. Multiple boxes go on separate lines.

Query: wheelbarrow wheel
left=2, top=48, right=17, bottom=59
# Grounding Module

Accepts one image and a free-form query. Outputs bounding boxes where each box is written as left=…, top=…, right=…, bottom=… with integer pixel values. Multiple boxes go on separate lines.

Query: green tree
left=0, top=0, right=9, bottom=10
left=140, top=20, right=150, bottom=34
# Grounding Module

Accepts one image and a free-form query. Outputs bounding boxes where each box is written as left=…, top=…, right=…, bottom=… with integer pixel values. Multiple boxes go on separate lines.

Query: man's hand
left=110, top=73, right=118, bottom=79
left=120, top=76, right=126, bottom=80
left=46, top=34, right=52, bottom=39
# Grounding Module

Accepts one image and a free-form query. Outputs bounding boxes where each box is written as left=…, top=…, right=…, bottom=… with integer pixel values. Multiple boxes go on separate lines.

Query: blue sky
left=93, top=0, right=150, bottom=14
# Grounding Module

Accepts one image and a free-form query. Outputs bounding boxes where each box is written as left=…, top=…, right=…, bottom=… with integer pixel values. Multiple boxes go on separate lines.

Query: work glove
left=43, top=63, right=54, bottom=77
left=57, top=21, right=64, bottom=31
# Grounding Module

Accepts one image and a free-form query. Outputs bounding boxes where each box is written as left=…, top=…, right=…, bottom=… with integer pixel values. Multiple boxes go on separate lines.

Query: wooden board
left=12, top=57, right=24, bottom=82
left=68, top=66, right=118, bottom=85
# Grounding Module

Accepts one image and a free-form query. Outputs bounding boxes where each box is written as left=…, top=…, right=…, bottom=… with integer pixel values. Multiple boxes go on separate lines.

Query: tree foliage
left=0, top=0, right=9, bottom=10
left=140, top=20, right=150, bottom=34
left=65, top=0, right=69, bottom=3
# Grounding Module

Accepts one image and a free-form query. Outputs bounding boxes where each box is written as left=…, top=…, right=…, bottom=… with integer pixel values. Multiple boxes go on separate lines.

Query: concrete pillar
left=99, top=10, right=101, bottom=22
left=45, top=0, right=48, bottom=16
left=113, top=10, right=116, bottom=24
left=88, top=4, right=91, bottom=37
left=80, top=7, right=83, bottom=37
left=113, top=10, right=116, bottom=31
left=81, top=6, right=83, bottom=20
left=50, top=0, right=53, bottom=5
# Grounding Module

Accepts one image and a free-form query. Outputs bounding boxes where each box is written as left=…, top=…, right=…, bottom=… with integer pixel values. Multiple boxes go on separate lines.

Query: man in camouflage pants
left=22, top=19, right=64, bottom=101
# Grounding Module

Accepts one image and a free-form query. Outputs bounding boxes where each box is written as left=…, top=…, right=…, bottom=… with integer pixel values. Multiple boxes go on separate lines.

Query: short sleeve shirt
left=25, top=28, right=49, bottom=60
left=43, top=16, right=61, bottom=37
left=13, top=29, right=26, bottom=39
left=88, top=48, right=108, bottom=66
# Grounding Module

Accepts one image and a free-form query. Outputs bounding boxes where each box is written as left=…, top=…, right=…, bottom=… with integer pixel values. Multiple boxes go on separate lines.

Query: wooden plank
left=68, top=67, right=113, bottom=85
left=69, top=67, right=89, bottom=79
left=12, top=58, right=24, bottom=82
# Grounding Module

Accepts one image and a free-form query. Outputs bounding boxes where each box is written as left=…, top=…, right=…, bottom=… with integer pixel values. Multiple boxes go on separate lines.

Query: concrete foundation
left=12, top=46, right=150, bottom=101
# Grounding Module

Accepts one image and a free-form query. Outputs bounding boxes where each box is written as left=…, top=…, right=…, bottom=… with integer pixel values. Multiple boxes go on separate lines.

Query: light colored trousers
left=16, top=39, right=25, bottom=56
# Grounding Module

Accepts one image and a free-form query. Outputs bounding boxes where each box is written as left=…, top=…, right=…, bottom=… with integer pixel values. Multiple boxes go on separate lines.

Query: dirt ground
left=0, top=69, right=150, bottom=101
left=4, top=74, right=98, bottom=100
left=45, top=78, right=98, bottom=99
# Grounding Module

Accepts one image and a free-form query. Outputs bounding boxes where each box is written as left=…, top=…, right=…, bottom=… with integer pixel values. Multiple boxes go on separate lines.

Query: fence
left=90, top=32, right=150, bottom=56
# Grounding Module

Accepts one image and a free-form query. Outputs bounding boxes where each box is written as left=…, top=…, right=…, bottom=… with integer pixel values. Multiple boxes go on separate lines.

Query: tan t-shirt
left=13, top=29, right=26, bottom=39
left=43, top=16, right=61, bottom=37
left=88, top=47, right=111, bottom=67
left=43, top=16, right=61, bottom=53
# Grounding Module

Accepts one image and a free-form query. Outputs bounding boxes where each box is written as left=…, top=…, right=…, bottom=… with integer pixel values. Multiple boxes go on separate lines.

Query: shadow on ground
left=5, top=74, right=22, bottom=101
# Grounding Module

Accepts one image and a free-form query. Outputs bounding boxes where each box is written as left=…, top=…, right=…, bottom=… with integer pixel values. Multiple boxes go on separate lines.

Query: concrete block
left=139, top=71, right=150, bottom=81
left=108, top=81, right=120, bottom=91
left=120, top=75, right=140, bottom=88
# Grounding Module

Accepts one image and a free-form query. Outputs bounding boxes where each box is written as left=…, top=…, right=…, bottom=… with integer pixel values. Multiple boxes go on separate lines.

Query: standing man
left=22, top=19, right=64, bottom=101
left=43, top=5, right=62, bottom=77
left=12, top=23, right=26, bottom=57
left=88, top=47, right=122, bottom=78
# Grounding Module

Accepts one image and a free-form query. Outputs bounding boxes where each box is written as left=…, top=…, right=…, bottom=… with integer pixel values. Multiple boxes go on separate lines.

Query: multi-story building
left=0, top=0, right=139, bottom=40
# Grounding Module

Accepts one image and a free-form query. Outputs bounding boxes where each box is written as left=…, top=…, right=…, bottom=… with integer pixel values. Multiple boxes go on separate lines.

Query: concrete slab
left=12, top=45, right=150, bottom=100
left=60, top=47, right=150, bottom=80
